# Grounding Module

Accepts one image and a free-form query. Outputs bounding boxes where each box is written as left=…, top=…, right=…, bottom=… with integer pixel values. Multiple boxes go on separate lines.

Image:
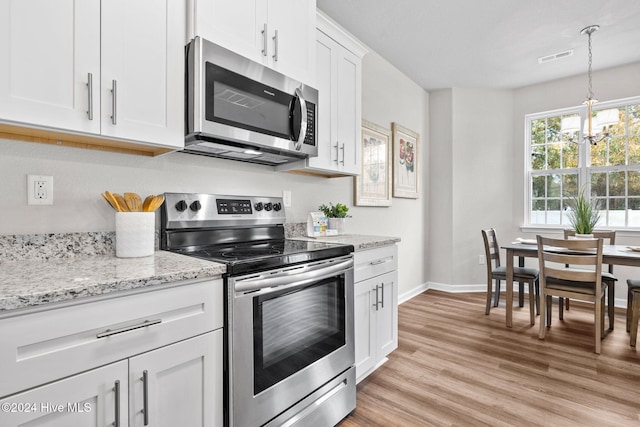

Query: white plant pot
left=574, top=233, right=594, bottom=239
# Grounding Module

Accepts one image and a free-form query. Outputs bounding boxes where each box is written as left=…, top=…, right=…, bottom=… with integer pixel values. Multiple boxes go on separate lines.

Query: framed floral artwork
left=392, top=122, right=419, bottom=199
left=354, top=120, right=392, bottom=206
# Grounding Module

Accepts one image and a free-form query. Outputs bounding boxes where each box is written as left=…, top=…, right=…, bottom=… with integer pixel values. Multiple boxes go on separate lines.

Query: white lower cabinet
left=0, top=279, right=223, bottom=426
left=129, top=331, right=222, bottom=427
left=0, top=360, right=128, bottom=427
left=353, top=245, right=398, bottom=383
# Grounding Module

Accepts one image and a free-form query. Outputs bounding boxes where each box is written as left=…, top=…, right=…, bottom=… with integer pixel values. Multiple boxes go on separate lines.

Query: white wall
left=0, top=45, right=429, bottom=301
left=428, top=88, right=513, bottom=288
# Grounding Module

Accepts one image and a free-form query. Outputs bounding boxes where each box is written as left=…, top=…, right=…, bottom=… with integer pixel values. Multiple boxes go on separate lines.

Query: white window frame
left=524, top=95, right=640, bottom=230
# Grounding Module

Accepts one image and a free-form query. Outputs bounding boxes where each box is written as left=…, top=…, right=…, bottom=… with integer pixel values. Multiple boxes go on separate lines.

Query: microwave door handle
left=295, top=87, right=308, bottom=149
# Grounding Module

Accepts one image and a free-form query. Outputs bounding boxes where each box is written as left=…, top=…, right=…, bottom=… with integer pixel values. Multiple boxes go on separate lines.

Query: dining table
left=502, top=241, right=640, bottom=327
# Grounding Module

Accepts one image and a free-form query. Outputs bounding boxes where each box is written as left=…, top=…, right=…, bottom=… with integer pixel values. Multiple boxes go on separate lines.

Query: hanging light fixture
left=580, top=24, right=609, bottom=145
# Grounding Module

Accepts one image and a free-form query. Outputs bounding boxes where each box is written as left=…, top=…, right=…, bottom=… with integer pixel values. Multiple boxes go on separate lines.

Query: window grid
left=526, top=97, right=640, bottom=228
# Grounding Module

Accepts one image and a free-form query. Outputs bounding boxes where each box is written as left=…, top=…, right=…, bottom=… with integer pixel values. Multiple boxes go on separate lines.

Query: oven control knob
left=175, top=200, right=188, bottom=212
left=254, top=202, right=263, bottom=211
left=273, top=202, right=282, bottom=211
left=264, top=202, right=273, bottom=211
left=190, top=200, right=202, bottom=212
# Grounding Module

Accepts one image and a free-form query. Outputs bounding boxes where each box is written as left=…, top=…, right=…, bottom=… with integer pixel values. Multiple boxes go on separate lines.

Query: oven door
left=229, top=255, right=354, bottom=427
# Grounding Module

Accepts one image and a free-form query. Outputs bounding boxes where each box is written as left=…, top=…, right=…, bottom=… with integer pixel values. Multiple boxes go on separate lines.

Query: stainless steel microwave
left=184, top=37, right=318, bottom=166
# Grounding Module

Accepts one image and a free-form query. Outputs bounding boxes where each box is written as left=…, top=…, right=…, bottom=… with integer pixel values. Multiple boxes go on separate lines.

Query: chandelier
left=562, top=25, right=617, bottom=145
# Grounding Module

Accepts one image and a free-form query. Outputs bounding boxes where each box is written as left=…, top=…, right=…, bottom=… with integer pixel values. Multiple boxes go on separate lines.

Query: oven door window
left=253, top=276, right=345, bottom=395
left=205, top=62, right=293, bottom=140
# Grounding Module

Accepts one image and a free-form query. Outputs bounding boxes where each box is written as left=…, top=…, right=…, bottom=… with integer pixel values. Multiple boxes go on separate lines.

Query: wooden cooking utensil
left=112, top=193, right=129, bottom=212
left=102, top=192, right=118, bottom=211
left=142, top=195, right=155, bottom=212
left=104, top=191, right=126, bottom=212
left=124, top=192, right=143, bottom=212
left=147, top=195, right=165, bottom=212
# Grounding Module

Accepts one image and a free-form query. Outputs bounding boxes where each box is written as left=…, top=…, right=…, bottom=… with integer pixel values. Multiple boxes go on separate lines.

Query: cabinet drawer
left=354, top=245, right=397, bottom=283
left=0, top=279, right=222, bottom=398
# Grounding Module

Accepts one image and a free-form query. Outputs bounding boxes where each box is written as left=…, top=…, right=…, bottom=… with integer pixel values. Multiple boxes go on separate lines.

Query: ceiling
left=316, top=0, right=640, bottom=91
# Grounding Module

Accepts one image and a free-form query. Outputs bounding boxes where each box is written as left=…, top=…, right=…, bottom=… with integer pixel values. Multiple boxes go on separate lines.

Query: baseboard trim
left=401, top=282, right=628, bottom=308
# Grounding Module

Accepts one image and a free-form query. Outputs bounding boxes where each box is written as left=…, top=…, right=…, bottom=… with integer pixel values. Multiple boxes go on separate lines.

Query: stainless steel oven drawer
left=264, top=367, right=356, bottom=427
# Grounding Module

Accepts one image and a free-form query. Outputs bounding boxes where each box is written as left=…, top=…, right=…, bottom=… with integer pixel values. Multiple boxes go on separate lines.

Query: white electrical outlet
left=27, top=175, right=54, bottom=205
left=478, top=254, right=486, bottom=265
left=283, top=190, right=292, bottom=208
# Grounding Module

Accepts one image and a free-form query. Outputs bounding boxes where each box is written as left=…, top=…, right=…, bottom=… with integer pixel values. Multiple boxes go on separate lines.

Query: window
left=526, top=97, right=640, bottom=228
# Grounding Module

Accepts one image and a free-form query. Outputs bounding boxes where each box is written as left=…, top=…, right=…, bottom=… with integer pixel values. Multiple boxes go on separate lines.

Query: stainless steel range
left=161, top=193, right=356, bottom=427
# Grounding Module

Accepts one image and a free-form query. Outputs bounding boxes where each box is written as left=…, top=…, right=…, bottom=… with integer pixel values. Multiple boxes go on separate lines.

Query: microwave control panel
left=304, top=102, right=316, bottom=147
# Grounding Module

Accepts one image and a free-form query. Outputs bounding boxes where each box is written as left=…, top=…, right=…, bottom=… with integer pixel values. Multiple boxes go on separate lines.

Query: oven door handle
left=235, top=258, right=352, bottom=293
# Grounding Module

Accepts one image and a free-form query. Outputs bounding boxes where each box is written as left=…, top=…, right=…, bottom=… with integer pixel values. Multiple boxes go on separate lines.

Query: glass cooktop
left=170, top=239, right=353, bottom=275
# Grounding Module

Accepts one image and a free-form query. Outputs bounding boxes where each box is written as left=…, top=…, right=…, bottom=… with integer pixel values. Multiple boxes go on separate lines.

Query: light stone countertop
left=289, top=234, right=400, bottom=251
left=0, top=230, right=397, bottom=315
left=0, top=251, right=225, bottom=314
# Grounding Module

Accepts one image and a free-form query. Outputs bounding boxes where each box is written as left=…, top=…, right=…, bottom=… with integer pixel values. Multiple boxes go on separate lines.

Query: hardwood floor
left=340, top=290, right=640, bottom=426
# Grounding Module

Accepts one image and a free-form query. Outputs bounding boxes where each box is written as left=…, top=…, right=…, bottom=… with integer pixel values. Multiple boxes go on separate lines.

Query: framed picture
left=354, top=120, right=392, bottom=206
left=392, top=122, right=419, bottom=199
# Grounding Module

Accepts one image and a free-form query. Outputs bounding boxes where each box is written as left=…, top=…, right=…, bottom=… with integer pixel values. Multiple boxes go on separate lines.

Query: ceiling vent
left=538, top=49, right=573, bottom=64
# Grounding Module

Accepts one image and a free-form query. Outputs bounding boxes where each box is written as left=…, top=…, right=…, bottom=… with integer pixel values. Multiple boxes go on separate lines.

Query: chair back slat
left=543, top=267, right=597, bottom=282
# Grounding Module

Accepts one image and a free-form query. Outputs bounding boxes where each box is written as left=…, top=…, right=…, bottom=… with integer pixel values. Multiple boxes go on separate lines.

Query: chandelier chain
left=587, top=30, right=594, bottom=100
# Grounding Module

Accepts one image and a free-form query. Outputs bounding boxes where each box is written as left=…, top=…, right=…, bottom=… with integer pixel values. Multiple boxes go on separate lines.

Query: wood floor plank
left=340, top=290, right=640, bottom=426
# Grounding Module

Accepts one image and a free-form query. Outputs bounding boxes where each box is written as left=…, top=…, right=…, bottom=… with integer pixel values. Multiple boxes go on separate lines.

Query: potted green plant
left=318, top=202, right=351, bottom=235
left=567, top=186, right=601, bottom=237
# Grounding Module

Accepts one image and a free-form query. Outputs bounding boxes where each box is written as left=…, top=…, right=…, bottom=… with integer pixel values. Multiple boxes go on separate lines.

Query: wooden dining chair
left=562, top=229, right=617, bottom=331
left=537, top=235, right=607, bottom=354
left=626, top=279, right=640, bottom=333
left=630, top=287, right=640, bottom=347
left=481, top=229, right=539, bottom=325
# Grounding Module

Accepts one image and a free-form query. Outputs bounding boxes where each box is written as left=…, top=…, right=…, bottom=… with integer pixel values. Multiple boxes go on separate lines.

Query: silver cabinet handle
left=111, top=80, right=117, bottom=125
left=379, top=283, right=385, bottom=308
left=142, top=370, right=149, bottom=426
left=369, top=259, right=387, bottom=266
left=272, top=29, right=279, bottom=62
left=373, top=285, right=379, bottom=311
left=261, top=23, right=268, bottom=56
left=340, top=143, right=345, bottom=165
left=333, top=142, right=339, bottom=164
left=86, top=73, right=93, bottom=120
left=113, top=380, right=120, bottom=427
left=96, top=319, right=162, bottom=339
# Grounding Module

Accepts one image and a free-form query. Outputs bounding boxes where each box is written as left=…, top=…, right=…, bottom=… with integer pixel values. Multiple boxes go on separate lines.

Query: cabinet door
left=309, top=30, right=338, bottom=171
left=101, top=0, right=185, bottom=148
left=129, top=330, right=223, bottom=427
left=0, top=361, right=127, bottom=427
left=354, top=278, right=377, bottom=382
left=0, top=0, right=100, bottom=134
left=189, top=0, right=265, bottom=62
left=376, top=271, right=398, bottom=357
left=266, top=0, right=316, bottom=85
left=336, top=47, right=361, bottom=175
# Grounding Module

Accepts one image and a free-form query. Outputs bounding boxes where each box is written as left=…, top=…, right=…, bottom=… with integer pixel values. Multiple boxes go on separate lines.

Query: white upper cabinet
left=0, top=0, right=185, bottom=150
left=101, top=0, right=185, bottom=147
left=188, top=0, right=316, bottom=86
left=279, top=12, right=367, bottom=177
left=0, top=0, right=101, bottom=134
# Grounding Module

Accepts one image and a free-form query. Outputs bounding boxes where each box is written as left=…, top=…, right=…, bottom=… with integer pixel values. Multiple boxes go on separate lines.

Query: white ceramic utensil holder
left=115, top=212, right=155, bottom=258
